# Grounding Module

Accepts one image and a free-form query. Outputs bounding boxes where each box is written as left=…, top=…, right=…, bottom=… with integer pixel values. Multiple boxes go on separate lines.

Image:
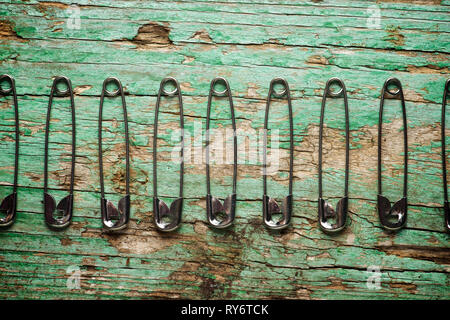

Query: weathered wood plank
left=2, top=2, right=449, bottom=33
left=0, top=0, right=448, bottom=300
left=2, top=15, right=448, bottom=53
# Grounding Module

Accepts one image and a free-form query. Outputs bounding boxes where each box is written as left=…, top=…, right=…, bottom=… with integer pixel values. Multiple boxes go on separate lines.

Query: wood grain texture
left=0, top=0, right=449, bottom=299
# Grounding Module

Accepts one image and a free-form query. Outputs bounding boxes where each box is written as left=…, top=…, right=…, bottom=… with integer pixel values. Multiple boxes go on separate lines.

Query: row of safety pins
left=0, top=74, right=449, bottom=233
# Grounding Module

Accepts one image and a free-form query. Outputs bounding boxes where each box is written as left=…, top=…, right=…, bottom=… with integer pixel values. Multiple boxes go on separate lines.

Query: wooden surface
left=0, top=0, right=449, bottom=299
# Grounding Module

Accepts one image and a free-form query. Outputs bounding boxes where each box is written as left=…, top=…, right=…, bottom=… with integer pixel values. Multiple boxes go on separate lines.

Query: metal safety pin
left=98, top=77, right=130, bottom=231
left=153, top=77, right=184, bottom=232
left=43, top=76, right=76, bottom=229
left=0, top=75, right=19, bottom=227
left=441, top=79, right=449, bottom=232
left=377, top=77, right=408, bottom=231
left=262, top=78, right=293, bottom=230
left=206, top=77, right=237, bottom=228
left=318, top=78, right=349, bottom=233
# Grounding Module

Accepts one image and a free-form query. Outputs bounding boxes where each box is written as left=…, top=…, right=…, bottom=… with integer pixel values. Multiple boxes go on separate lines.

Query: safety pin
left=318, top=78, right=349, bottom=233
left=441, top=79, right=449, bottom=232
left=377, top=77, right=408, bottom=231
left=206, top=77, right=237, bottom=228
left=153, top=77, right=184, bottom=232
left=98, top=77, right=130, bottom=231
left=43, top=76, right=76, bottom=228
left=0, top=75, right=19, bottom=227
left=262, top=78, right=293, bottom=230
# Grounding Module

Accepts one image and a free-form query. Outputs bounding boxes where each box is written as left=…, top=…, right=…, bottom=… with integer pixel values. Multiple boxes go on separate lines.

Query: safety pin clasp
left=377, top=195, right=407, bottom=231
left=318, top=197, right=348, bottom=232
left=153, top=197, right=183, bottom=232
left=263, top=194, right=292, bottom=230
left=44, top=193, right=73, bottom=228
left=207, top=194, right=236, bottom=228
left=0, top=193, right=17, bottom=227
left=101, top=195, right=130, bottom=231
